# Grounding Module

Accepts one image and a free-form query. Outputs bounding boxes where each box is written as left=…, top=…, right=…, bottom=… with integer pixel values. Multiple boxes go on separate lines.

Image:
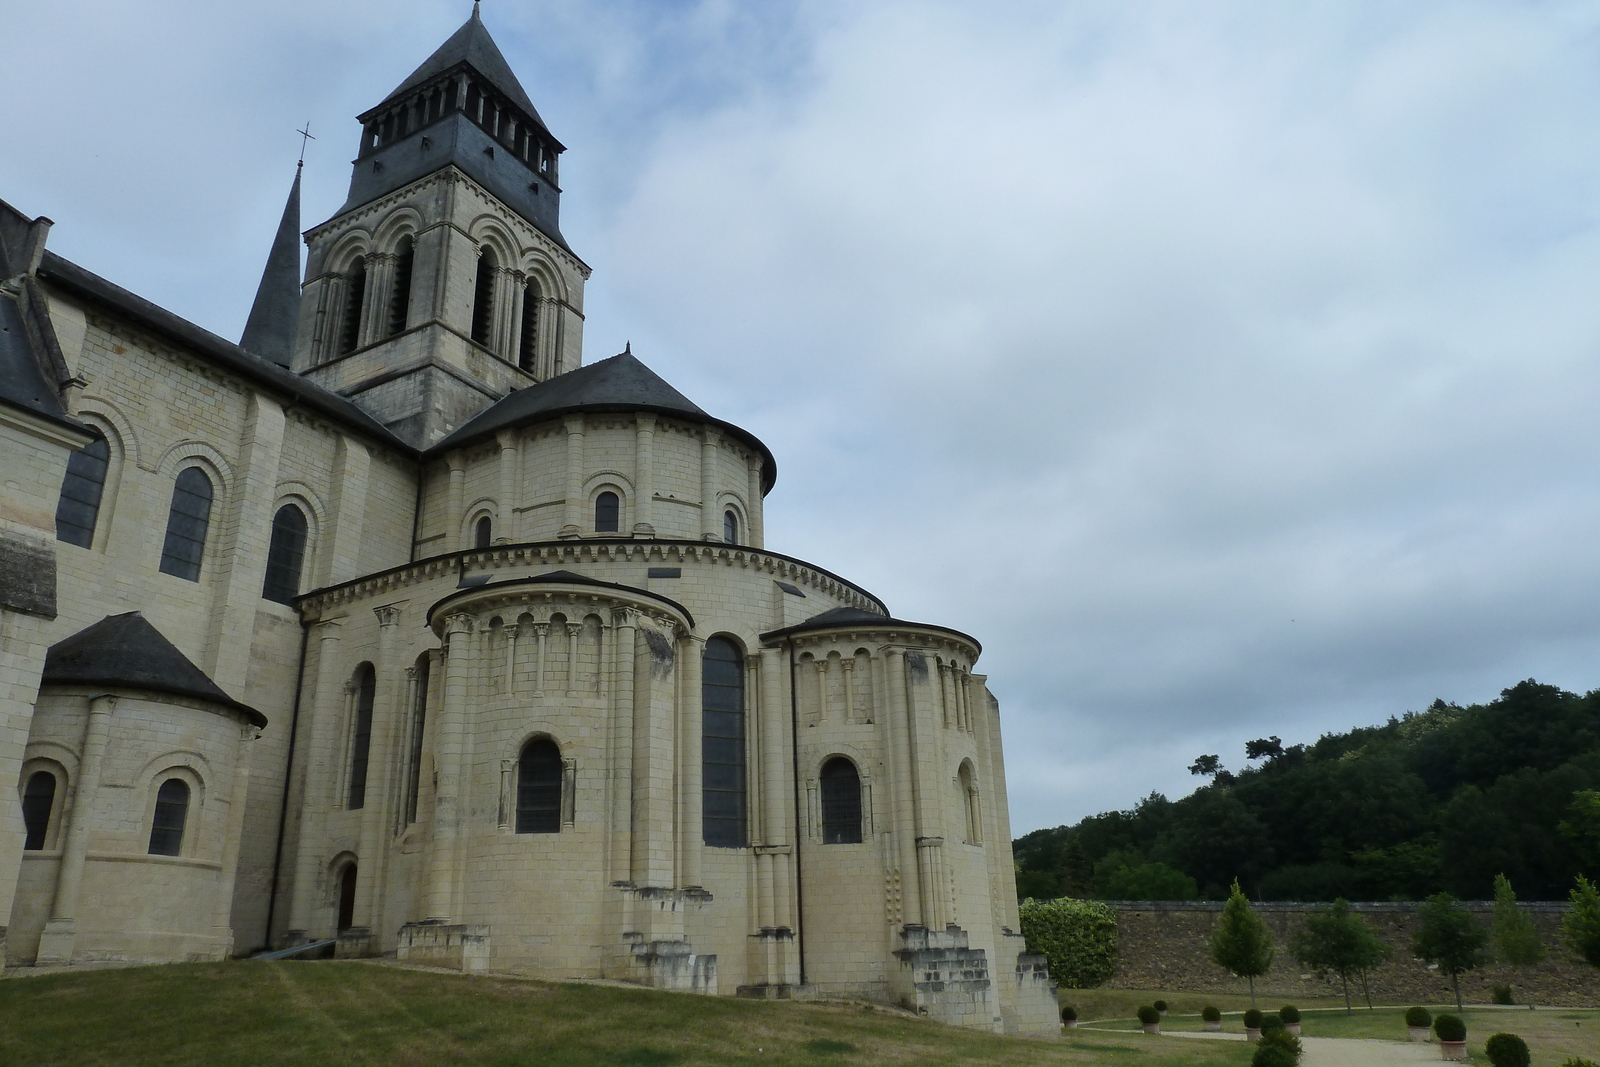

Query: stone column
left=884, top=648, right=921, bottom=927
left=630, top=621, right=676, bottom=890
left=358, top=252, right=385, bottom=347
left=36, top=694, right=115, bottom=964
left=533, top=622, right=548, bottom=694
left=700, top=429, right=720, bottom=541
left=678, top=634, right=704, bottom=888
left=904, top=650, right=946, bottom=927
left=211, top=720, right=258, bottom=952
left=496, top=430, right=518, bottom=544
left=501, top=622, right=519, bottom=693
left=323, top=436, right=370, bottom=586
left=426, top=612, right=476, bottom=921
left=746, top=454, right=764, bottom=550
left=607, top=609, right=637, bottom=884
left=352, top=604, right=405, bottom=946
left=565, top=622, right=582, bottom=697
left=447, top=453, right=466, bottom=552
left=561, top=415, right=584, bottom=537
left=287, top=621, right=344, bottom=939
left=841, top=657, right=856, bottom=724
left=633, top=414, right=656, bottom=536
left=757, top=648, right=787, bottom=850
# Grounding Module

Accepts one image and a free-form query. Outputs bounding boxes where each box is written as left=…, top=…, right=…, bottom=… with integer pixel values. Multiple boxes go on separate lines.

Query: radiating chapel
left=0, top=8, right=1056, bottom=1034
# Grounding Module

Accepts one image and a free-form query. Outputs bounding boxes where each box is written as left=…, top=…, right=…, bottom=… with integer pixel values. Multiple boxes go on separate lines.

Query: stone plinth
left=396, top=921, right=491, bottom=972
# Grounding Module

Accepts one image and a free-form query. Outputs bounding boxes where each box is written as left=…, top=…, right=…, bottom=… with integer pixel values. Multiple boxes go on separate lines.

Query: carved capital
left=373, top=604, right=404, bottom=628
left=564, top=623, right=583, bottom=638
left=312, top=618, right=344, bottom=642
left=610, top=605, right=641, bottom=628
left=443, top=612, right=476, bottom=636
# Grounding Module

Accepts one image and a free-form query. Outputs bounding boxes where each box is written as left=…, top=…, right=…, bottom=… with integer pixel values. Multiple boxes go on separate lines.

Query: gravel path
left=1081, top=1028, right=1442, bottom=1066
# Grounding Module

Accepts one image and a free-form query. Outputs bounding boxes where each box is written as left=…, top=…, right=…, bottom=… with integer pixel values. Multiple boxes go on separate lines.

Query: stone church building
left=0, top=8, right=1056, bottom=1035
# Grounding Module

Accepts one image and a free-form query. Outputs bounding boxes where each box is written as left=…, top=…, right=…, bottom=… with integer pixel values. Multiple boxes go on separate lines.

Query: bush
left=1492, top=984, right=1514, bottom=1005
left=1260, top=1015, right=1286, bottom=1036
left=1244, top=1008, right=1264, bottom=1029
left=1279, top=1005, right=1300, bottom=1023
left=1203, top=1005, right=1222, bottom=1022
left=1405, top=1006, right=1432, bottom=1028
left=1485, top=1033, right=1531, bottom=1067
left=1137, top=1005, right=1160, bottom=1025
left=1560, top=1059, right=1599, bottom=1067
left=1252, top=1028, right=1303, bottom=1066
left=1060, top=1005, right=1076, bottom=1023
left=1018, top=898, right=1119, bottom=988
left=1153, top=999, right=1168, bottom=1013
left=1434, top=1014, right=1467, bottom=1042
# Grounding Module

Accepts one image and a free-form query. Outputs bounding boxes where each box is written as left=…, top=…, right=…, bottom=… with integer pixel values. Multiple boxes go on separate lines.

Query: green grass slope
left=0, top=961, right=1252, bottom=1067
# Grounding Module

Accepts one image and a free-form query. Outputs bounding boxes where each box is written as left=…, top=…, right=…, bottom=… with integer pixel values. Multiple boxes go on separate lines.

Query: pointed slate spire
left=239, top=164, right=302, bottom=367
left=380, top=4, right=546, bottom=128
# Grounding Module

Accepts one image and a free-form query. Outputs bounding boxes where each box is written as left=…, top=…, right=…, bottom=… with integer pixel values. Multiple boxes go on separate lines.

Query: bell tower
left=291, top=5, right=589, bottom=447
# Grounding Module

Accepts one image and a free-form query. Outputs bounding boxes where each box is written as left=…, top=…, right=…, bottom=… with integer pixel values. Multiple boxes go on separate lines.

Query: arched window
left=21, top=770, right=57, bottom=850
left=702, top=637, right=746, bottom=848
left=262, top=504, right=308, bottom=604
left=347, top=665, right=375, bottom=809
left=339, top=258, right=366, bottom=355
left=474, top=515, right=492, bottom=549
left=518, top=279, right=539, bottom=371
left=723, top=509, right=738, bottom=546
left=404, top=653, right=429, bottom=825
left=388, top=236, right=414, bottom=336
left=148, top=778, right=190, bottom=856
left=471, top=246, right=496, bottom=347
left=159, top=467, right=213, bottom=581
left=337, top=863, right=358, bottom=932
left=516, top=738, right=563, bottom=833
left=55, top=432, right=109, bottom=548
left=820, top=757, right=863, bottom=844
left=595, top=492, right=619, bottom=533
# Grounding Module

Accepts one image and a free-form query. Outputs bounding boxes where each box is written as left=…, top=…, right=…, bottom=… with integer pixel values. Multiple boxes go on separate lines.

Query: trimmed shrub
left=1434, top=1014, right=1467, bottom=1043
left=1485, top=1033, right=1530, bottom=1067
left=1137, top=1005, right=1160, bottom=1025
left=1060, top=1005, right=1077, bottom=1023
left=1405, top=1006, right=1432, bottom=1029
left=1260, top=1015, right=1286, bottom=1036
left=1202, top=1005, right=1222, bottom=1022
left=1279, top=1005, right=1301, bottom=1024
left=1153, top=999, right=1168, bottom=1013
left=1244, top=1008, right=1264, bottom=1029
left=1492, top=985, right=1514, bottom=1005
left=1253, top=1028, right=1303, bottom=1066
left=1018, top=898, right=1119, bottom=988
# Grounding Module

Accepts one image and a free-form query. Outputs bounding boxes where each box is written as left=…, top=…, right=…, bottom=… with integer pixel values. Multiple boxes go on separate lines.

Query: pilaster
left=37, top=694, right=115, bottom=964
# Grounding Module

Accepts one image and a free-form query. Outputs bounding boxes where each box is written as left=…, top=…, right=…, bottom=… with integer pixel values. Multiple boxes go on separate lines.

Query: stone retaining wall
left=1102, top=902, right=1600, bottom=1007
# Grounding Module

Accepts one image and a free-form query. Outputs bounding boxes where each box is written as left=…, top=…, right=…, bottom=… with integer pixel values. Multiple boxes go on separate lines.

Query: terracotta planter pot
left=1062, top=1019, right=1077, bottom=1029
left=1142, top=1023, right=1160, bottom=1035
left=1408, top=1027, right=1430, bottom=1043
left=1204, top=1021, right=1221, bottom=1032
left=1286, top=1023, right=1301, bottom=1035
left=1245, top=1027, right=1262, bottom=1042
left=1440, top=1040, right=1467, bottom=1061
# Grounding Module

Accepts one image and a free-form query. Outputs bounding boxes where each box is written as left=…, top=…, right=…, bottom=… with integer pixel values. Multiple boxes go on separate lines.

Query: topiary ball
left=1202, top=1005, right=1222, bottom=1022
left=1261, top=1029, right=1302, bottom=1057
left=1060, top=1005, right=1077, bottom=1023
left=1279, top=1005, right=1301, bottom=1023
left=1251, top=1041, right=1299, bottom=1067
left=1260, top=1015, right=1286, bottom=1036
left=1153, top=999, right=1168, bottom=1013
left=1405, top=1006, right=1432, bottom=1029
left=1485, top=1033, right=1531, bottom=1067
left=1137, top=1005, right=1160, bottom=1025
left=1434, top=1014, right=1467, bottom=1043
left=1244, top=1009, right=1264, bottom=1029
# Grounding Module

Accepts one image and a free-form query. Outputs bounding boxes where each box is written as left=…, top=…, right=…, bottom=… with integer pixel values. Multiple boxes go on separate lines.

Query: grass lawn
left=0, top=961, right=1254, bottom=1067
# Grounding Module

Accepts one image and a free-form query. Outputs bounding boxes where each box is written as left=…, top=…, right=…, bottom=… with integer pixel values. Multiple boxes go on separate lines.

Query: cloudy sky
left=8, top=0, right=1600, bottom=834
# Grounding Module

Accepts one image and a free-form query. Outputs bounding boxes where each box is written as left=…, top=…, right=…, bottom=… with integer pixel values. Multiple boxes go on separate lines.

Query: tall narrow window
left=404, top=654, right=429, bottom=825
left=337, top=863, right=358, bottom=931
left=820, top=757, right=863, bottom=844
left=158, top=467, right=213, bottom=581
left=518, top=279, right=539, bottom=371
left=702, top=637, right=746, bottom=848
left=471, top=247, right=496, bottom=347
left=339, top=258, right=366, bottom=355
left=723, top=509, right=739, bottom=546
left=474, top=515, right=492, bottom=549
left=22, top=771, right=57, bottom=850
left=388, top=237, right=414, bottom=336
left=55, top=432, right=109, bottom=548
left=148, top=778, right=190, bottom=856
left=595, top=492, right=619, bottom=533
left=347, top=665, right=375, bottom=809
left=516, top=738, right=563, bottom=833
left=262, top=504, right=308, bottom=604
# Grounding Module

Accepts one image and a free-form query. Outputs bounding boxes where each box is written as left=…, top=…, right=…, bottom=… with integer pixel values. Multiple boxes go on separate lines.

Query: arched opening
left=337, top=863, right=358, bottom=932
left=404, top=653, right=429, bottom=825
left=471, top=246, right=496, bottom=347
left=55, top=432, right=109, bottom=548
left=723, top=509, right=739, bottom=546
left=21, top=770, right=57, bottom=850
left=594, top=491, right=619, bottom=534
left=474, top=515, right=493, bottom=549
left=339, top=258, right=366, bottom=355
left=516, top=738, right=563, bottom=833
left=262, top=503, right=308, bottom=604
left=148, top=778, right=190, bottom=856
left=159, top=466, right=213, bottom=581
left=347, top=665, right=376, bottom=809
left=958, top=761, right=981, bottom=844
left=518, top=278, right=539, bottom=371
left=820, top=757, right=863, bottom=844
left=388, top=236, right=414, bottom=336
left=702, top=636, right=746, bottom=848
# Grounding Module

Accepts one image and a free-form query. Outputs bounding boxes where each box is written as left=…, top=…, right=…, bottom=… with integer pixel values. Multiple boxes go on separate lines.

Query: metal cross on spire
left=296, top=122, right=316, bottom=167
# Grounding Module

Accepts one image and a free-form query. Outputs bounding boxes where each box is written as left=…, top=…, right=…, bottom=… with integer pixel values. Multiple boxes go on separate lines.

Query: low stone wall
left=1103, top=902, right=1600, bottom=1007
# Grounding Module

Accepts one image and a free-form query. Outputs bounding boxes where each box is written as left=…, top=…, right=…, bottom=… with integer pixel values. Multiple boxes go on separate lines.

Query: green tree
left=1563, top=875, right=1600, bottom=969
left=1209, top=879, right=1274, bottom=1006
left=1491, top=873, right=1544, bottom=1006
left=1413, top=892, right=1491, bottom=1011
left=1290, top=898, right=1392, bottom=1014
left=1018, top=897, right=1119, bottom=988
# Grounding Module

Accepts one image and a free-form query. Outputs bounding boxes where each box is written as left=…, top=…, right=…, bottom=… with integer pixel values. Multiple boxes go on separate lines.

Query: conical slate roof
left=378, top=5, right=546, bottom=131
left=761, top=604, right=981, bottom=652
left=42, top=612, right=266, bottom=726
left=239, top=164, right=302, bottom=367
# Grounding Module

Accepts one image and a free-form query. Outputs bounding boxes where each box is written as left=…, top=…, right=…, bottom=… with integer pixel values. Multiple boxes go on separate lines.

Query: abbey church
left=0, top=8, right=1056, bottom=1035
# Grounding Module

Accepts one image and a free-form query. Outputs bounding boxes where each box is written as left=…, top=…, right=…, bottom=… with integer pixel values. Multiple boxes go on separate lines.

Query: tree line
left=1014, top=679, right=1600, bottom=903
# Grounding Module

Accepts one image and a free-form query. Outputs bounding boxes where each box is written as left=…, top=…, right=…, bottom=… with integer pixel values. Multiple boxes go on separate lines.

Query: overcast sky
left=8, top=0, right=1600, bottom=835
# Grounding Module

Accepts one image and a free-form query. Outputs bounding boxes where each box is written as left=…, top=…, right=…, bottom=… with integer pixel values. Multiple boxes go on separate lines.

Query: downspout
left=408, top=465, right=424, bottom=562
left=263, top=618, right=312, bottom=949
left=787, top=638, right=806, bottom=987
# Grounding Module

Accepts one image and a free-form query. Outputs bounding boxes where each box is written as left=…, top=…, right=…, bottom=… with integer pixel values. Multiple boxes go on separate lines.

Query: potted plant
left=1243, top=1008, right=1263, bottom=1041
left=1279, top=1004, right=1301, bottom=1035
left=1485, top=1033, right=1531, bottom=1067
left=1060, top=1005, right=1077, bottom=1029
left=1154, top=999, right=1168, bottom=1017
left=1406, top=1006, right=1433, bottom=1042
left=1202, top=1005, right=1222, bottom=1032
left=1137, top=1005, right=1161, bottom=1035
left=1434, top=1013, right=1467, bottom=1061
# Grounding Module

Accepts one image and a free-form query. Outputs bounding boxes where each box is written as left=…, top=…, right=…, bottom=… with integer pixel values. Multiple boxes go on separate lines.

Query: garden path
left=1133, top=1030, right=1440, bottom=1066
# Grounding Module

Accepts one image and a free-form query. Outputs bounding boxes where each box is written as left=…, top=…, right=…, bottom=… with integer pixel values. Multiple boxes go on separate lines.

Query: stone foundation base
left=891, top=925, right=1004, bottom=1033
left=622, top=932, right=716, bottom=993
left=35, top=918, right=76, bottom=965
left=336, top=926, right=373, bottom=959
left=999, top=932, right=1060, bottom=1038
left=396, top=921, right=490, bottom=972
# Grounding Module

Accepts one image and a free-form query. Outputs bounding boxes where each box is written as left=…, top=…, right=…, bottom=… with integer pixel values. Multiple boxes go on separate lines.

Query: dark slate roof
left=238, top=165, right=303, bottom=368
left=428, top=350, right=777, bottom=492
left=378, top=6, right=548, bottom=132
left=38, top=251, right=410, bottom=456
left=0, top=288, right=77, bottom=430
left=42, top=612, right=267, bottom=727
left=762, top=605, right=982, bottom=652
